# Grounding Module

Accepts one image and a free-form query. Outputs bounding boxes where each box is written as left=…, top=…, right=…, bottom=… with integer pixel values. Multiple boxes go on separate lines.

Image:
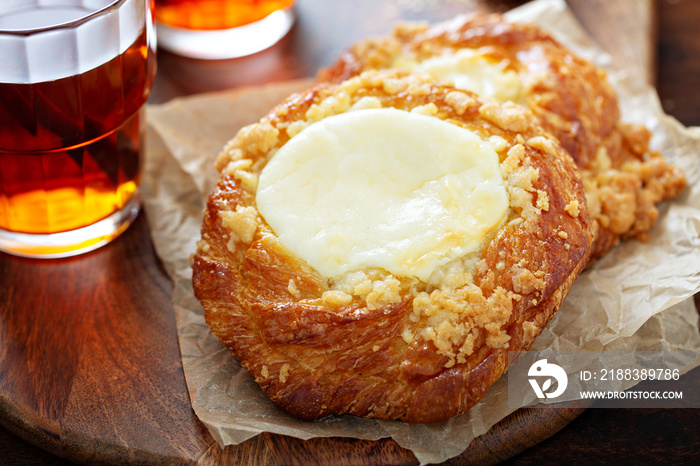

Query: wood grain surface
left=2, top=0, right=699, bottom=464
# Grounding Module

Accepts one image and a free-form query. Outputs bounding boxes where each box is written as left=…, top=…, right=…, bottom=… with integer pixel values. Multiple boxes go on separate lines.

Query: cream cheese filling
left=393, top=49, right=526, bottom=104
left=256, top=107, right=509, bottom=282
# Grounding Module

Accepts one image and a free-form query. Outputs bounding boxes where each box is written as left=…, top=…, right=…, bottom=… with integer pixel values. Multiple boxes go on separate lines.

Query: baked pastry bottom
left=192, top=70, right=594, bottom=423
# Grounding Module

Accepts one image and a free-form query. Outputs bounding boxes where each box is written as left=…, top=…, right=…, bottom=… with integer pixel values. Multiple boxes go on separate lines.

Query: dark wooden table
left=1, top=0, right=699, bottom=464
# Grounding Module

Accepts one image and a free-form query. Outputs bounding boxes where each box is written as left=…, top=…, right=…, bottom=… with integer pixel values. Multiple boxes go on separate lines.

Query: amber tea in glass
left=0, top=0, right=157, bottom=258
left=154, top=0, right=295, bottom=59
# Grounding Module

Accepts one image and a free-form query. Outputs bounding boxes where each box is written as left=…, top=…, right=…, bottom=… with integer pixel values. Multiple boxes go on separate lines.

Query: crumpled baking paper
left=142, top=0, right=700, bottom=463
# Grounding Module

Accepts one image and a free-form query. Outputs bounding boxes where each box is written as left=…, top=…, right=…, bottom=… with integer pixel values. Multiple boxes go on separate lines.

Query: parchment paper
left=142, top=0, right=700, bottom=463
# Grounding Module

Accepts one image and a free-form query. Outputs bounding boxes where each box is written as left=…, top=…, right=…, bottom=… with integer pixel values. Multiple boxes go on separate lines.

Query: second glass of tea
left=154, top=0, right=296, bottom=59
left=0, top=0, right=157, bottom=258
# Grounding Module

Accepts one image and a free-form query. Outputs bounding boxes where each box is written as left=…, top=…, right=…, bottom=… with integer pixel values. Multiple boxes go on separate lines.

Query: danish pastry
left=320, top=14, right=686, bottom=260
left=192, top=70, right=594, bottom=423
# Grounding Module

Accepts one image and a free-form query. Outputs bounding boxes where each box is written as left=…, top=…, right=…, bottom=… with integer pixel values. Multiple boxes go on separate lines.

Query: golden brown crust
left=319, top=14, right=686, bottom=261
left=192, top=70, right=594, bottom=423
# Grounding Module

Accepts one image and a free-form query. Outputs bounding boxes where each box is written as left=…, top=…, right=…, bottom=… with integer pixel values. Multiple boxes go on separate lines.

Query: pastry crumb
left=410, top=102, right=438, bottom=116
left=233, top=170, right=258, bottom=193
left=218, top=205, right=260, bottom=244
left=445, top=91, right=474, bottom=115
left=527, top=136, right=557, bottom=155
left=565, top=200, right=580, bottom=217
left=478, top=101, right=529, bottom=132
left=279, top=363, right=291, bottom=383
left=288, top=279, right=301, bottom=298
left=351, top=96, right=383, bottom=111
left=322, top=290, right=353, bottom=306
left=536, top=190, right=550, bottom=211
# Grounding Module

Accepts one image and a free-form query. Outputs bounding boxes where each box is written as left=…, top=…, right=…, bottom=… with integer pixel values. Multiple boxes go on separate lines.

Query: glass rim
left=0, top=0, right=130, bottom=36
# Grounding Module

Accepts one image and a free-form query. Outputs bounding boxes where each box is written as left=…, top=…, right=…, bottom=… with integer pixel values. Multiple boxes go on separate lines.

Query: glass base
left=0, top=193, right=140, bottom=259
left=156, top=7, right=295, bottom=59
